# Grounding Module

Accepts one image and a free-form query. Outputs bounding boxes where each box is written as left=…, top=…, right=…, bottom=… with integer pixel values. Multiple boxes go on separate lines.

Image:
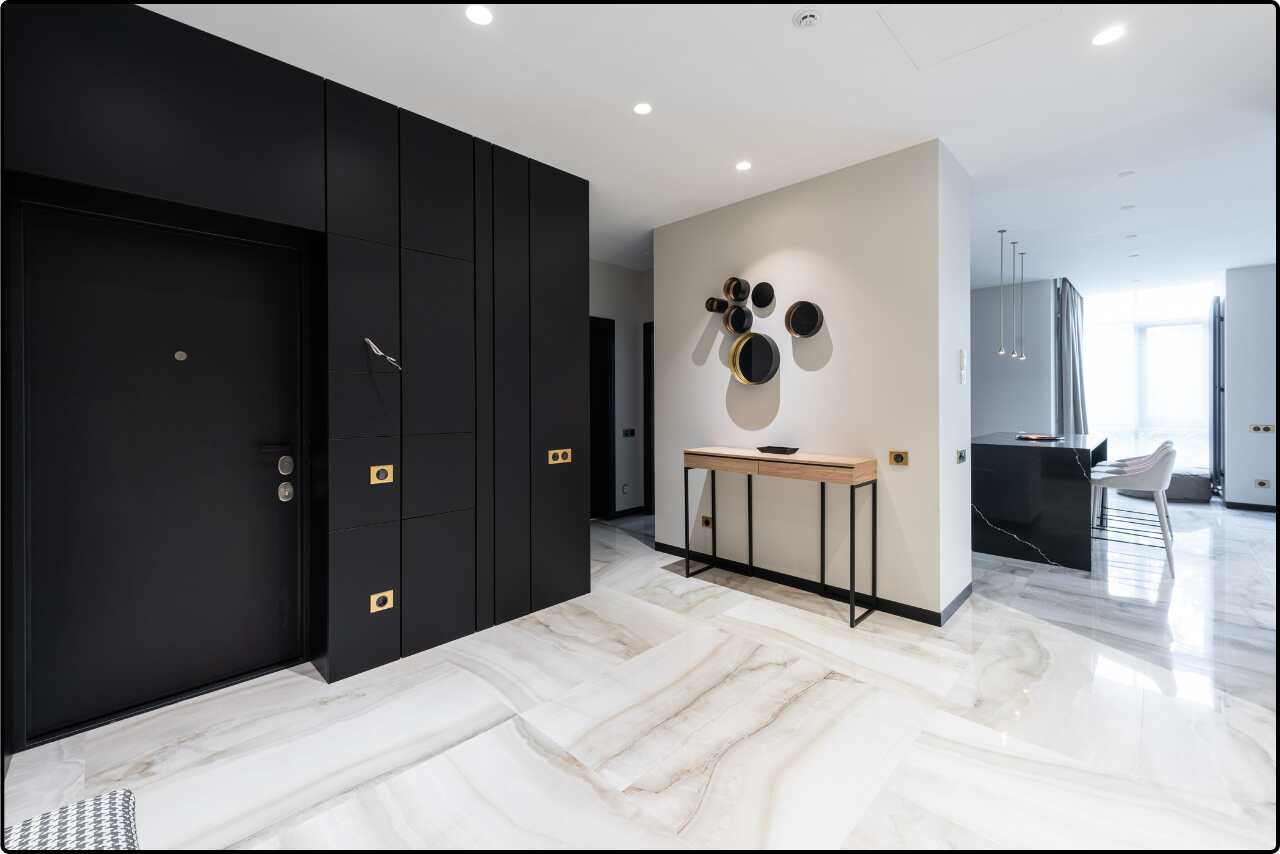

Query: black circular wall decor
left=730, top=333, right=780, bottom=385
left=784, top=300, right=824, bottom=338
left=723, top=304, right=753, bottom=334
left=750, top=281, right=775, bottom=309
left=705, top=297, right=729, bottom=313
left=722, top=277, right=751, bottom=302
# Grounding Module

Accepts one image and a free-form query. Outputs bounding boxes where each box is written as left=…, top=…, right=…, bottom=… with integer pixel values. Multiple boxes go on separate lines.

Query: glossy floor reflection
left=3, top=499, right=1274, bottom=849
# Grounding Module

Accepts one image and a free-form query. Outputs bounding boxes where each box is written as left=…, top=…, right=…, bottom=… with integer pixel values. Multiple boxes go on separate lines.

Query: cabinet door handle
left=364, top=337, right=402, bottom=372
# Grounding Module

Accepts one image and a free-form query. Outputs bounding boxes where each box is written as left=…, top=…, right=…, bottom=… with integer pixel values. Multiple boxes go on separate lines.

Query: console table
left=682, top=447, right=879, bottom=627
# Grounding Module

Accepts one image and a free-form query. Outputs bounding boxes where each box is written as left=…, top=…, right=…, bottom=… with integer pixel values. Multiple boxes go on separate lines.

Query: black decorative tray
left=757, top=446, right=799, bottom=455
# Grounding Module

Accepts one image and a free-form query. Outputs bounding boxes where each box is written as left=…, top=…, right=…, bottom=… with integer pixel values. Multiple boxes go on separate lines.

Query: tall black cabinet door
left=328, top=236, right=400, bottom=374
left=326, top=82, right=398, bottom=246
left=402, top=510, right=475, bottom=656
left=2, top=4, right=323, bottom=231
left=401, top=250, right=475, bottom=435
left=529, top=162, right=590, bottom=610
left=400, top=111, right=474, bottom=260
left=493, top=149, right=532, bottom=622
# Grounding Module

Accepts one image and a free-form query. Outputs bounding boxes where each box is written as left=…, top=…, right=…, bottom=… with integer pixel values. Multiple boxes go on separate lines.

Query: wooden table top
left=683, top=446, right=876, bottom=485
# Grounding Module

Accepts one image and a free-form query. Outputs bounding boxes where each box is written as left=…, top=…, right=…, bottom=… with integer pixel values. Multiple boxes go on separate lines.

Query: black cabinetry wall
left=4, top=4, right=590, bottom=745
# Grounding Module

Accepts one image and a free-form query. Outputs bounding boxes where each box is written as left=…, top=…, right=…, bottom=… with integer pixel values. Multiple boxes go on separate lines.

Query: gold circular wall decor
left=722, top=276, right=751, bottom=302
left=729, top=332, right=780, bottom=385
left=784, top=300, right=824, bottom=338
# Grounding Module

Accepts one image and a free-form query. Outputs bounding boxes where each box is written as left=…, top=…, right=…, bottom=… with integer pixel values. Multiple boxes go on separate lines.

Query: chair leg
left=1155, top=490, right=1175, bottom=577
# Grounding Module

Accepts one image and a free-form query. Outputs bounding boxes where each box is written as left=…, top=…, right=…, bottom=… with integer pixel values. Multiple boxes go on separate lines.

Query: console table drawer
left=683, top=453, right=759, bottom=475
left=758, top=459, right=877, bottom=485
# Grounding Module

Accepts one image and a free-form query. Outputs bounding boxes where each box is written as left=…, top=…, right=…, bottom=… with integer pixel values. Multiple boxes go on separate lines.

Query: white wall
left=654, top=140, right=972, bottom=616
left=589, top=259, right=654, bottom=513
left=969, top=280, right=1057, bottom=436
left=1224, top=264, right=1276, bottom=507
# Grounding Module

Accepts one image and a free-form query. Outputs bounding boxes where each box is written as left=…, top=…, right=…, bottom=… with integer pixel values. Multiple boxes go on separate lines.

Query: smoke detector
left=792, top=8, right=821, bottom=29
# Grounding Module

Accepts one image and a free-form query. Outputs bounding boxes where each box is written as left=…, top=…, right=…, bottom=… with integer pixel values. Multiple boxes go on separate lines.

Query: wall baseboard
left=652, top=541, right=967, bottom=627
left=1225, top=501, right=1277, bottom=513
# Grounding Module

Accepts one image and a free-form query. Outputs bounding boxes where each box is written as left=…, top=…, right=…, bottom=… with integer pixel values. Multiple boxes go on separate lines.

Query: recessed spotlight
left=1124, top=234, right=1138, bottom=239
left=1091, top=23, right=1126, bottom=46
left=735, top=160, right=752, bottom=172
left=632, top=102, right=653, bottom=116
left=1117, top=170, right=1135, bottom=178
left=1121, top=204, right=1135, bottom=210
left=465, top=5, right=493, bottom=26
left=793, top=8, right=822, bottom=29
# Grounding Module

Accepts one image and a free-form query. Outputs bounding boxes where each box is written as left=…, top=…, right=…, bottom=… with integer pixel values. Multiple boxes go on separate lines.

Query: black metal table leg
left=850, top=480, right=879, bottom=628
left=683, top=466, right=690, bottom=577
left=819, top=482, right=826, bottom=596
left=747, top=473, right=754, bottom=576
left=710, top=469, right=717, bottom=570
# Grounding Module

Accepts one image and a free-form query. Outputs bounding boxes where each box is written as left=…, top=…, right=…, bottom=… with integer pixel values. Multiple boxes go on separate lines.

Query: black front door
left=22, top=202, right=303, bottom=740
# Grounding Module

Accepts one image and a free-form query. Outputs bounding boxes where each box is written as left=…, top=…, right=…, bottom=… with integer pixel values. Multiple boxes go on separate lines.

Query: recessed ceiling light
left=735, top=160, right=753, bottom=172
left=1128, top=253, right=1141, bottom=258
left=1124, top=234, right=1138, bottom=239
left=793, top=8, right=822, bottom=29
left=1121, top=204, right=1135, bottom=210
left=632, top=102, right=653, bottom=116
left=1091, top=23, right=1126, bottom=46
left=465, top=5, right=493, bottom=26
left=1117, top=170, right=1135, bottom=178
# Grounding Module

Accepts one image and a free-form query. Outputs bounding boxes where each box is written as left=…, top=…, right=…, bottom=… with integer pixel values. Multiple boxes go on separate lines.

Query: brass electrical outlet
left=370, top=589, right=395, bottom=613
left=369, top=464, right=395, bottom=485
left=548, top=448, right=573, bottom=464
left=889, top=450, right=910, bottom=466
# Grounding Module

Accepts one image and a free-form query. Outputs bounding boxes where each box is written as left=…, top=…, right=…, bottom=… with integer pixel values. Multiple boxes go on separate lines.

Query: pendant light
left=1018, top=251, right=1028, bottom=360
left=996, top=229, right=1007, bottom=355
left=1008, top=240, right=1019, bottom=358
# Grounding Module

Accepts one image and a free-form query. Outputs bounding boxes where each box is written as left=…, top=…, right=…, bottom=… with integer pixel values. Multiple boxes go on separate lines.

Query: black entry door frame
left=2, top=173, right=320, bottom=752
left=643, top=321, right=654, bottom=515
left=589, top=316, right=615, bottom=519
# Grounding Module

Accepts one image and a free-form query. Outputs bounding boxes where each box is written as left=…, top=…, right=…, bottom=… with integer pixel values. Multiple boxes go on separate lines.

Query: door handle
left=364, top=337, right=402, bottom=372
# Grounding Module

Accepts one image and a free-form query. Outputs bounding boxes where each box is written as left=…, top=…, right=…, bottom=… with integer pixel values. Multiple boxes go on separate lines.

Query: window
left=1083, top=282, right=1220, bottom=469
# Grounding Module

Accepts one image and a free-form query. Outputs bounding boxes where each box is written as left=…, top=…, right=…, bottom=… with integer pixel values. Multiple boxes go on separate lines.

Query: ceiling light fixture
left=1124, top=234, right=1138, bottom=239
left=1121, top=204, right=1135, bottom=210
left=792, top=8, right=822, bottom=29
left=1128, top=253, right=1140, bottom=258
left=1117, top=170, right=1135, bottom=178
left=1091, top=23, right=1126, bottom=46
left=735, top=160, right=752, bottom=172
left=465, top=5, right=493, bottom=26
left=632, top=102, right=653, bottom=116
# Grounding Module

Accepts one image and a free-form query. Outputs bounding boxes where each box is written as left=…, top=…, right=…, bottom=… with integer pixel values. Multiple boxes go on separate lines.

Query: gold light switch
left=370, top=590, right=395, bottom=613
left=547, top=448, right=573, bottom=465
left=888, top=450, right=909, bottom=466
left=369, top=464, right=395, bottom=484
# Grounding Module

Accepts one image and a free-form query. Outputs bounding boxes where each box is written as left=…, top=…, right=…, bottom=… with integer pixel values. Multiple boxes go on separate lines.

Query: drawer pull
left=370, top=590, right=395, bottom=613
left=369, top=464, right=395, bottom=484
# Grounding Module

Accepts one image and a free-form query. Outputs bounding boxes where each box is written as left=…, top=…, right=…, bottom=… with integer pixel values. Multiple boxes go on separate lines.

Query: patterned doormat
left=3, top=789, right=139, bottom=850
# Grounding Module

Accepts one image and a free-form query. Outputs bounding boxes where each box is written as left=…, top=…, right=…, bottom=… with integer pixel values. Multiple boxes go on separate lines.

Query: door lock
left=277, top=455, right=295, bottom=476
left=277, top=482, right=294, bottom=502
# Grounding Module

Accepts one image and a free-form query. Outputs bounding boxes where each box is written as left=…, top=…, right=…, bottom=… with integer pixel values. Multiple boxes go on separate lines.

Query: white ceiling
left=146, top=4, right=1276, bottom=292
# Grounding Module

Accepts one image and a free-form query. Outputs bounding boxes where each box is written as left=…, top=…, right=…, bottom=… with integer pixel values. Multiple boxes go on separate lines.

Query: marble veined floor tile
left=616, top=663, right=931, bottom=849
left=843, top=710, right=1275, bottom=850
left=419, top=587, right=695, bottom=712
left=521, top=625, right=837, bottom=790
left=609, top=564, right=755, bottom=619
left=712, top=595, right=969, bottom=706
left=237, top=718, right=688, bottom=850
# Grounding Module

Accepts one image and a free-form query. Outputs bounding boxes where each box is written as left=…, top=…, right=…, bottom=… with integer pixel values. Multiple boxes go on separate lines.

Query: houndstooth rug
left=3, top=789, right=139, bottom=850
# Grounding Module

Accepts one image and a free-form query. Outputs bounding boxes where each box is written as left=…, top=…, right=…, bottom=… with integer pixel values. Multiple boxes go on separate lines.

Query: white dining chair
left=1091, top=446, right=1178, bottom=575
left=1093, top=440, right=1174, bottom=472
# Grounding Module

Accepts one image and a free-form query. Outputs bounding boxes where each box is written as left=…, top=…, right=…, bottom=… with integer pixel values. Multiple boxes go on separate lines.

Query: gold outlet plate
left=547, top=448, right=573, bottom=465
left=370, top=589, right=395, bottom=613
left=369, top=464, right=395, bottom=485
left=888, top=450, right=909, bottom=466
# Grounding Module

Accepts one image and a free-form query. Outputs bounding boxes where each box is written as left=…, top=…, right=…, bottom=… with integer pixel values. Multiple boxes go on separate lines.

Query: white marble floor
left=3, top=498, right=1275, bottom=849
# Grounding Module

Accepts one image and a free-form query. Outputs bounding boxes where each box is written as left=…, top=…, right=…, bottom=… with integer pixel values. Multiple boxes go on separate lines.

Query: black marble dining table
left=971, top=432, right=1108, bottom=572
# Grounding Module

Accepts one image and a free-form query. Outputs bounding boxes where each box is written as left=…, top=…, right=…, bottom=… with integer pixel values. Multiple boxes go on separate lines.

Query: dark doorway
left=14, top=196, right=305, bottom=742
left=589, top=317, right=615, bottom=518
left=643, top=321, right=655, bottom=514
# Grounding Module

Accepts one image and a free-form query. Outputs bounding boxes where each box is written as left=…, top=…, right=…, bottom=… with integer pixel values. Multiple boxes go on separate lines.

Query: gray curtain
left=1057, top=279, right=1088, bottom=434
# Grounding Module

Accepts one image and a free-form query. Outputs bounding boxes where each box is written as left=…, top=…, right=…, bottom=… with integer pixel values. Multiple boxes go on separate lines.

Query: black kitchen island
left=971, top=432, right=1108, bottom=572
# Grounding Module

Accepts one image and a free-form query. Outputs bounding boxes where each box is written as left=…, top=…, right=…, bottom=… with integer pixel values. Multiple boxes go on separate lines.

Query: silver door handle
left=364, top=337, right=401, bottom=372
